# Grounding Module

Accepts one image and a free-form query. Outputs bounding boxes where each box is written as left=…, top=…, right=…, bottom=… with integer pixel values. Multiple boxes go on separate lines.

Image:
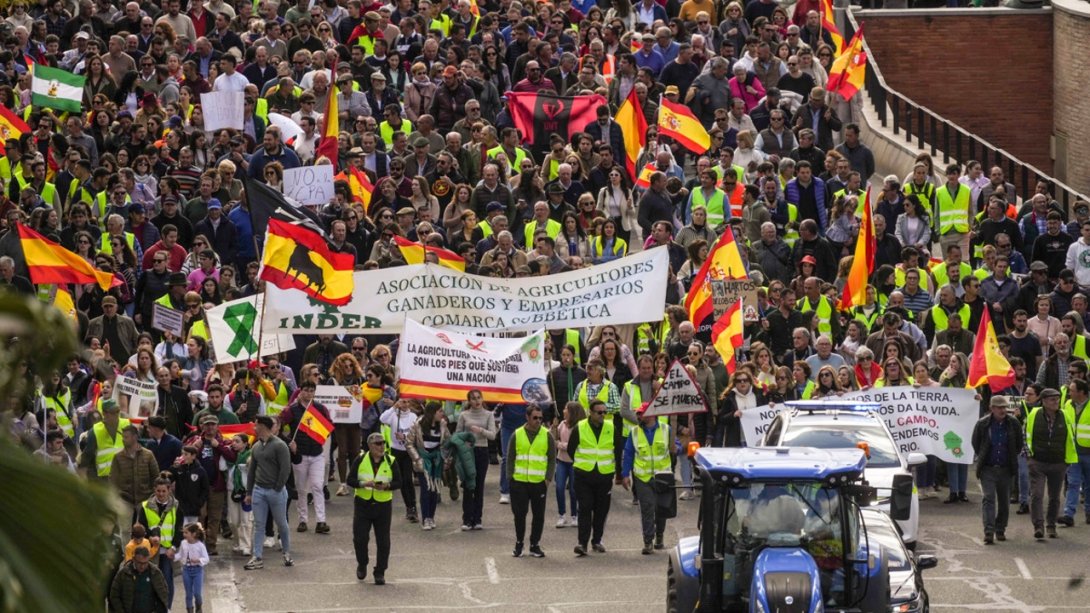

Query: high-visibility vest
left=713, top=164, right=744, bottom=185
left=936, top=183, right=971, bottom=235
left=929, top=303, right=970, bottom=334
left=378, top=119, right=413, bottom=148
left=188, top=319, right=209, bottom=342
left=577, top=380, right=611, bottom=411
left=487, top=144, right=529, bottom=170
left=93, top=418, right=131, bottom=477
left=523, top=218, right=561, bottom=250
left=590, top=235, right=627, bottom=259
left=513, top=426, right=549, bottom=483
left=635, top=323, right=654, bottom=356
left=572, top=418, right=615, bottom=474
left=255, top=97, right=269, bottom=123
left=691, top=187, right=727, bottom=228
left=141, top=500, right=176, bottom=553
left=1025, top=407, right=1077, bottom=463
left=722, top=181, right=745, bottom=219
left=266, top=381, right=290, bottom=417
left=902, top=181, right=935, bottom=218
left=0, top=156, right=13, bottom=185
left=1062, top=401, right=1090, bottom=449
left=797, top=296, right=834, bottom=335
left=564, top=329, right=581, bottom=364
left=852, top=305, right=882, bottom=333
left=355, top=453, right=394, bottom=502
left=16, top=174, right=57, bottom=205
left=800, top=380, right=815, bottom=399
left=44, top=389, right=73, bottom=437
left=95, top=191, right=132, bottom=227
left=784, top=203, right=800, bottom=247
left=429, top=13, right=452, bottom=36
left=479, top=219, right=494, bottom=239
left=544, top=157, right=562, bottom=182
left=631, top=424, right=669, bottom=482
left=381, top=423, right=392, bottom=448
left=356, top=33, right=380, bottom=55
left=894, top=266, right=932, bottom=294
left=622, top=380, right=667, bottom=436
left=99, top=232, right=136, bottom=256
left=931, top=261, right=971, bottom=289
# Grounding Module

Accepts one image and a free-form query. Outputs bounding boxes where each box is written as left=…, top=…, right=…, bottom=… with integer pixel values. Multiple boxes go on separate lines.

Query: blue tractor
left=668, top=446, right=913, bottom=612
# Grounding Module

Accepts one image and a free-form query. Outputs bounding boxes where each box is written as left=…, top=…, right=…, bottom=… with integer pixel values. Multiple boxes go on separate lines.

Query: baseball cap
left=442, top=65, right=457, bottom=77
left=207, top=198, right=223, bottom=210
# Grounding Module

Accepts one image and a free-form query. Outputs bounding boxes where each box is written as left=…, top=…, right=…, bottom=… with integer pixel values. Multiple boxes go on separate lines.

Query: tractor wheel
left=667, top=556, right=680, bottom=613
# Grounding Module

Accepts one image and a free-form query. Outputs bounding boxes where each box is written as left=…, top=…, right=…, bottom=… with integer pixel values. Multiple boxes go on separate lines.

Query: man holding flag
left=280, top=379, right=334, bottom=536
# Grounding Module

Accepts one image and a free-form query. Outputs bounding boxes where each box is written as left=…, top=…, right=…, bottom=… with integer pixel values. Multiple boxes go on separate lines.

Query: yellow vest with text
left=93, top=418, right=131, bottom=476
left=572, top=418, right=615, bottom=474
left=355, top=453, right=394, bottom=502
left=513, top=426, right=549, bottom=483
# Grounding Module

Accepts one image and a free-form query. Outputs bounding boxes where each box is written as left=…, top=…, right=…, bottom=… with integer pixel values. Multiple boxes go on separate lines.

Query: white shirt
left=212, top=71, right=250, bottom=92
left=380, top=407, right=418, bottom=451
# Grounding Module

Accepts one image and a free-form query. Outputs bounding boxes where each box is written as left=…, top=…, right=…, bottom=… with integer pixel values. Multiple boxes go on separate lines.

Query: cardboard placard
left=712, top=279, right=760, bottom=321
left=642, top=360, right=709, bottom=417
left=152, top=303, right=184, bottom=337
left=314, top=385, right=364, bottom=424
left=282, top=165, right=335, bottom=206
left=200, top=91, right=245, bottom=131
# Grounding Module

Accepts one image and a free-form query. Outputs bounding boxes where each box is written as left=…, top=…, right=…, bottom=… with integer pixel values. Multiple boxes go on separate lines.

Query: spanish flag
left=837, top=186, right=874, bottom=309
left=614, top=87, right=647, bottom=182
left=634, top=162, right=656, bottom=189
left=18, top=223, right=120, bottom=291
left=314, top=90, right=339, bottom=167
left=259, top=217, right=355, bottom=306
left=468, top=0, right=479, bottom=17
left=712, top=298, right=744, bottom=374
left=967, top=308, right=1015, bottom=392
left=0, top=104, right=30, bottom=152
left=297, top=404, right=334, bottom=445
left=820, top=0, right=845, bottom=55
left=393, top=235, right=465, bottom=271
left=658, top=98, right=711, bottom=155
left=186, top=421, right=257, bottom=441
left=826, top=26, right=867, bottom=102
left=336, top=166, right=374, bottom=212
left=685, top=228, right=748, bottom=326
left=52, top=287, right=77, bottom=321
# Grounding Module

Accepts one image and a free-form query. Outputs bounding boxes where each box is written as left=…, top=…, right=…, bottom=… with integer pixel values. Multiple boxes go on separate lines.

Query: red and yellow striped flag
left=712, top=298, right=744, bottom=374
left=18, top=223, right=120, bottom=291
left=658, top=98, right=711, bottom=155
left=336, top=166, right=375, bottom=212
left=820, top=0, right=845, bottom=55
left=393, top=235, right=465, bottom=271
left=314, top=90, right=339, bottom=166
left=259, top=217, right=355, bottom=306
left=826, top=26, right=867, bottom=101
left=0, top=104, right=30, bottom=152
left=967, top=308, right=1015, bottom=392
left=837, top=186, right=874, bottom=309
left=298, top=404, right=334, bottom=444
left=634, top=163, right=656, bottom=189
left=614, top=87, right=647, bottom=182
left=685, top=228, right=748, bottom=325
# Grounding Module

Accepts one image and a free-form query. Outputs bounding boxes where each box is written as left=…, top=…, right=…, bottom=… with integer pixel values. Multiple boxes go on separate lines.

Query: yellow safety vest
left=712, top=163, right=744, bottom=185
left=894, top=266, right=932, bottom=294
left=487, top=144, right=529, bottom=170
left=929, top=303, right=970, bottom=334
left=852, top=305, right=882, bottom=333
left=16, top=174, right=57, bottom=205
left=931, top=261, right=971, bottom=289
left=902, top=181, right=935, bottom=218
left=577, top=380, right=611, bottom=411
left=355, top=453, right=394, bottom=502
left=513, top=426, right=549, bottom=483
left=797, top=296, right=834, bottom=335
left=99, top=232, right=136, bottom=256
left=1025, top=407, right=1077, bottom=463
left=631, top=424, right=669, bottom=482
left=266, top=381, right=290, bottom=417
left=523, top=218, right=562, bottom=250
left=590, top=235, right=627, bottom=259
left=429, top=13, right=452, bottom=36
left=622, top=380, right=667, bottom=437
left=44, top=389, right=73, bottom=437
left=564, top=329, right=581, bottom=365
left=93, top=418, right=131, bottom=477
left=356, top=33, right=379, bottom=55
left=635, top=323, right=654, bottom=356
left=378, top=119, right=413, bottom=148
left=800, top=379, right=816, bottom=399
left=572, top=418, right=615, bottom=474
left=188, top=319, right=209, bottom=342
left=1062, top=401, right=1090, bottom=449
left=544, top=157, right=562, bottom=182
left=935, top=183, right=970, bottom=235
left=691, top=187, right=727, bottom=228
left=141, top=500, right=176, bottom=552
left=784, top=203, right=800, bottom=247
left=255, top=97, right=269, bottom=123
left=1072, top=335, right=1090, bottom=363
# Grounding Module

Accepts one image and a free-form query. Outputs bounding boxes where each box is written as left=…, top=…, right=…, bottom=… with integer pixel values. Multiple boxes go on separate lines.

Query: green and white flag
left=31, top=65, right=85, bottom=114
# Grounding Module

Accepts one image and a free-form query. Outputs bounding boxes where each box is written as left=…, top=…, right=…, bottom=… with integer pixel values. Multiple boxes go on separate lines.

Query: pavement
left=185, top=470, right=1090, bottom=613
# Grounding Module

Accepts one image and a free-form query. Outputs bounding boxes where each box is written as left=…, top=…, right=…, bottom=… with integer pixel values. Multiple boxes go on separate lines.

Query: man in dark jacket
left=145, top=416, right=183, bottom=472
left=109, top=547, right=170, bottom=613
left=430, top=66, right=474, bottom=132
left=169, top=445, right=209, bottom=525
left=192, top=200, right=238, bottom=267
left=637, top=173, right=674, bottom=239
left=971, top=395, right=1024, bottom=544
left=1025, top=388, right=1076, bottom=540
left=792, top=87, right=842, bottom=152
left=583, top=105, right=626, bottom=167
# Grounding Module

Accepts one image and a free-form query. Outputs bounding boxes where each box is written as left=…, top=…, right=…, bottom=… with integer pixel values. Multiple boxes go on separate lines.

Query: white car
left=862, top=508, right=938, bottom=612
left=761, top=402, right=923, bottom=548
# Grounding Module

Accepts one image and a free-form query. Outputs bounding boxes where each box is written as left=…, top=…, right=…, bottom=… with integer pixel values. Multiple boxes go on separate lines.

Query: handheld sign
left=152, top=303, right=184, bottom=337
left=282, top=165, right=335, bottom=206
left=200, top=91, right=244, bottom=131
left=642, top=359, right=710, bottom=417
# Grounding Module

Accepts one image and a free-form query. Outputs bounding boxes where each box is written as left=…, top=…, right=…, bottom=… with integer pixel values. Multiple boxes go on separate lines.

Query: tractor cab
left=669, top=446, right=903, bottom=613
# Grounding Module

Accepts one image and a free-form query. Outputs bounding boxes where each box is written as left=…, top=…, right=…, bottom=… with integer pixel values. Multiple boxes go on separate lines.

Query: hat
left=413, top=137, right=430, bottom=148
left=367, top=432, right=386, bottom=444
left=546, top=182, right=565, bottom=194
left=167, top=272, right=187, bottom=286
left=347, top=146, right=364, bottom=157
left=1060, top=269, right=1075, bottom=281
left=166, top=115, right=183, bottom=128
left=371, top=72, right=386, bottom=81
left=800, top=255, right=817, bottom=265
left=74, top=30, right=90, bottom=40
left=442, top=65, right=458, bottom=77
left=1040, top=388, right=1061, bottom=400
left=207, top=198, right=223, bottom=210
left=809, top=86, right=826, bottom=101
left=664, top=85, right=679, bottom=96
left=1030, top=260, right=1048, bottom=272
left=641, top=33, right=655, bottom=42
left=396, top=206, right=416, bottom=216
left=127, top=204, right=145, bottom=215
left=336, top=62, right=351, bottom=71
left=200, top=414, right=220, bottom=425
left=101, top=295, right=118, bottom=306
left=989, top=395, right=1010, bottom=409
left=635, top=402, right=649, bottom=414
left=100, top=399, right=120, bottom=413
left=486, top=201, right=505, bottom=213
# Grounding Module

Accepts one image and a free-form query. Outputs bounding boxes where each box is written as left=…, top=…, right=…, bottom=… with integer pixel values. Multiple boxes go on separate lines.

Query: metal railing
left=843, top=11, right=1090, bottom=215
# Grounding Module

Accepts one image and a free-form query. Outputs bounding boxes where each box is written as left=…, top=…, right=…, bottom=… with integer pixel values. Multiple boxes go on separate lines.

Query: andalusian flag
left=393, top=235, right=465, bottom=271
left=31, top=65, right=85, bottom=113
left=820, top=0, right=844, bottom=55
left=658, top=98, right=711, bottom=155
left=712, top=298, right=744, bottom=374
left=314, top=91, right=339, bottom=166
left=18, top=223, right=120, bottom=290
left=685, top=228, right=748, bottom=326
left=259, top=217, right=355, bottom=306
left=826, top=26, right=867, bottom=101
left=297, top=404, right=334, bottom=444
left=967, top=308, right=1015, bottom=392
left=837, top=186, right=874, bottom=309
left=614, top=87, right=647, bottom=182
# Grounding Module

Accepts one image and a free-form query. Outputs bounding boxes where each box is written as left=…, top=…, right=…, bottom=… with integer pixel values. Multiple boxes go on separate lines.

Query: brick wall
left=1054, top=2, right=1090, bottom=196
left=858, top=10, right=1053, bottom=175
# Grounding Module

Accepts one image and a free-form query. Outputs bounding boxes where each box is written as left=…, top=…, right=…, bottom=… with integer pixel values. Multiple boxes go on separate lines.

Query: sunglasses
left=735, top=378, right=750, bottom=383
left=592, top=410, right=607, bottom=415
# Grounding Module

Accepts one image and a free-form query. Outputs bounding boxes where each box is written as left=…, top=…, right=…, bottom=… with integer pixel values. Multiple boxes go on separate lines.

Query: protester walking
left=349, top=432, right=401, bottom=585
left=507, top=404, right=556, bottom=558
left=568, top=399, right=619, bottom=556
left=971, top=396, right=1023, bottom=544
left=245, top=416, right=294, bottom=570
left=280, top=379, right=333, bottom=534
left=622, top=403, right=675, bottom=554
left=456, top=390, right=496, bottom=529
left=179, top=523, right=210, bottom=613
left=1025, top=388, right=1077, bottom=540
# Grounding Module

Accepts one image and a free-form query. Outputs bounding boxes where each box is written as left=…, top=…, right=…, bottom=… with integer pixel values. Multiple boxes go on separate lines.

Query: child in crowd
left=124, top=523, right=154, bottom=561
left=179, top=522, right=210, bottom=613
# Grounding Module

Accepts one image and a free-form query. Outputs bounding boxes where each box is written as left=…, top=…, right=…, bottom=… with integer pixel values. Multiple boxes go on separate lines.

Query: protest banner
left=152, top=303, right=184, bottom=337
left=711, top=279, right=759, bottom=321
left=643, top=360, right=709, bottom=417
left=282, top=165, right=335, bottom=206
left=314, top=385, right=364, bottom=424
left=207, top=295, right=296, bottom=365
left=114, top=375, right=158, bottom=420
left=262, top=247, right=669, bottom=335
left=200, top=91, right=244, bottom=131
left=396, top=319, right=550, bottom=404
left=738, top=386, right=979, bottom=464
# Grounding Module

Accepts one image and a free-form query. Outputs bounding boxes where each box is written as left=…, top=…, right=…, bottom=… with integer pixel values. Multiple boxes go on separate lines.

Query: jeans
left=1029, top=459, right=1067, bottom=530
left=978, top=465, right=1011, bottom=534
left=679, top=453, right=693, bottom=490
left=554, top=460, right=577, bottom=517
left=510, top=480, right=547, bottom=546
left=947, top=462, right=969, bottom=495
left=251, top=485, right=290, bottom=559
left=1063, top=453, right=1090, bottom=518
left=182, top=564, right=204, bottom=609
left=293, top=454, right=327, bottom=523
left=1017, top=454, right=1030, bottom=504
left=916, top=455, right=938, bottom=489
left=462, top=447, right=489, bottom=526
left=499, top=426, right=514, bottom=495
left=158, top=554, right=174, bottom=608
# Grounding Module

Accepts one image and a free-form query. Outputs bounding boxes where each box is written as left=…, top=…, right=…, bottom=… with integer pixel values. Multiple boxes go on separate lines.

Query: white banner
left=739, top=386, right=979, bottom=464
left=643, top=360, right=709, bottom=417
left=206, top=295, right=296, bottom=365
left=314, top=385, right=364, bottom=424
left=114, top=375, right=158, bottom=420
left=396, top=319, right=550, bottom=404
left=200, top=91, right=244, bottom=131
left=282, top=165, right=335, bottom=206
left=152, top=303, right=184, bottom=337
left=262, top=247, right=669, bottom=335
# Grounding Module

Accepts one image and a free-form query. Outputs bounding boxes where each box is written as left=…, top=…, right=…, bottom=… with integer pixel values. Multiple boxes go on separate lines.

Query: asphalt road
left=187, top=470, right=1090, bottom=612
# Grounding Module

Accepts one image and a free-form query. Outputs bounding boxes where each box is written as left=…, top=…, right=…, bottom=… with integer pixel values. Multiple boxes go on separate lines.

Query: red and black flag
left=507, top=92, right=607, bottom=153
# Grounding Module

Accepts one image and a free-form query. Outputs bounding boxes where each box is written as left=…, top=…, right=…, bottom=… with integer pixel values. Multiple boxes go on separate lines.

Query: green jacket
left=109, top=558, right=170, bottom=613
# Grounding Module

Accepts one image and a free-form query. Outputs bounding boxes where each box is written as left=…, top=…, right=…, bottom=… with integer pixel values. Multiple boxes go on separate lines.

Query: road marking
left=1014, top=557, right=1032, bottom=580
left=485, top=557, right=500, bottom=584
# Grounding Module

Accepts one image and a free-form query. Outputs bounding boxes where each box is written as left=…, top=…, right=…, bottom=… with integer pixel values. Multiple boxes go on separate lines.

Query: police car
left=761, top=402, right=923, bottom=548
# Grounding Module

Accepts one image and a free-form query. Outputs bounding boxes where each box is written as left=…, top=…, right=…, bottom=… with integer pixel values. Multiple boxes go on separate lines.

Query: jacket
left=443, top=431, right=478, bottom=490
left=970, top=414, right=1023, bottom=477
left=109, top=558, right=170, bottom=613
left=168, top=460, right=209, bottom=516
left=894, top=213, right=931, bottom=248
left=429, top=81, right=475, bottom=132
left=792, top=101, right=843, bottom=151
left=784, top=177, right=827, bottom=231
left=193, top=216, right=238, bottom=267
left=86, top=314, right=139, bottom=359
left=146, top=433, right=183, bottom=472
left=110, top=446, right=161, bottom=505
left=403, top=80, right=437, bottom=122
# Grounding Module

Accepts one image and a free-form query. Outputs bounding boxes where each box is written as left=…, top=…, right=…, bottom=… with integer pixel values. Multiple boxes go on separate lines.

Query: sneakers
left=574, top=544, right=587, bottom=556
left=918, top=490, right=936, bottom=500
left=337, top=483, right=352, bottom=496
left=406, top=509, right=418, bottom=523
left=556, top=516, right=567, bottom=528
left=513, top=542, right=524, bottom=558
left=315, top=522, right=330, bottom=534
left=996, top=532, right=1006, bottom=542
left=1059, top=515, right=1075, bottom=527
left=984, top=533, right=994, bottom=545
left=592, top=542, right=606, bottom=553
left=1048, top=526, right=1058, bottom=538
left=1017, top=503, right=1029, bottom=515
left=679, top=491, right=694, bottom=501
left=461, top=524, right=472, bottom=531
left=499, top=494, right=510, bottom=504
left=958, top=493, right=970, bottom=503
left=529, top=545, right=545, bottom=558
left=263, top=536, right=276, bottom=548
left=472, top=524, right=483, bottom=531
left=641, top=541, right=653, bottom=555
left=1034, top=529, right=1045, bottom=540
left=296, top=522, right=308, bottom=533
left=422, top=518, right=434, bottom=530
left=283, top=554, right=294, bottom=567
left=244, top=557, right=264, bottom=570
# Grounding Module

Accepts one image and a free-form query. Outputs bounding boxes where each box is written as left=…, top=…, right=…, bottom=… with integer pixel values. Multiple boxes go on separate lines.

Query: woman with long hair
left=910, top=359, right=942, bottom=500
left=596, top=164, right=635, bottom=241
left=180, top=235, right=219, bottom=278
left=717, top=370, right=765, bottom=447
left=199, top=277, right=222, bottom=306
left=108, top=236, right=139, bottom=315
left=181, top=336, right=212, bottom=391
left=895, top=194, right=931, bottom=251
left=410, top=401, right=449, bottom=530
left=677, top=239, right=709, bottom=290
left=750, top=342, right=777, bottom=390
left=589, top=218, right=627, bottom=265
left=552, top=401, right=584, bottom=528
left=875, top=357, right=913, bottom=388
left=481, top=45, right=510, bottom=94
left=262, top=161, right=284, bottom=190
left=329, top=352, right=366, bottom=496
left=604, top=0, right=635, bottom=30
left=83, top=54, right=117, bottom=105
left=811, top=365, right=843, bottom=399
left=719, top=1, right=751, bottom=56
left=548, top=345, right=587, bottom=410
left=383, top=51, right=410, bottom=92
left=441, top=184, right=474, bottom=235
left=453, top=210, right=485, bottom=247
left=838, top=320, right=866, bottom=365
left=556, top=211, right=590, bottom=265
left=939, top=351, right=971, bottom=504
left=1027, top=295, right=1061, bottom=357
left=598, top=339, right=632, bottom=388
left=769, top=365, right=796, bottom=402
left=826, top=195, right=860, bottom=256
left=836, top=366, right=858, bottom=392
left=360, top=363, right=398, bottom=439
